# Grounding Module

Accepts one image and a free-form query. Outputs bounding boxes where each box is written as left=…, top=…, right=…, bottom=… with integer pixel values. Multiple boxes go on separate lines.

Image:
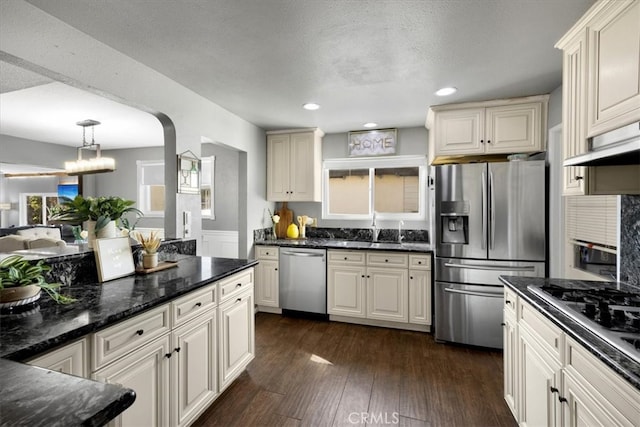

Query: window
left=201, top=156, right=215, bottom=219
left=137, top=160, right=165, bottom=216
left=322, top=156, right=427, bottom=221
left=19, top=193, right=58, bottom=226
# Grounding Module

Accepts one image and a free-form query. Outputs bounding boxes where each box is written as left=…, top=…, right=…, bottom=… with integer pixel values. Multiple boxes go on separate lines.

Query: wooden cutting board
left=275, top=202, right=293, bottom=238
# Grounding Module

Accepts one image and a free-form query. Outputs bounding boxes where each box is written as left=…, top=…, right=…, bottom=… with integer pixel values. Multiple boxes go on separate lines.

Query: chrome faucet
left=371, top=211, right=380, bottom=242
left=398, top=220, right=405, bottom=243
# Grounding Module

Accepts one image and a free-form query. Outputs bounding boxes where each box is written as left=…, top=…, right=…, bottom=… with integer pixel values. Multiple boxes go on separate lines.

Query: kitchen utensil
left=276, top=202, right=292, bottom=239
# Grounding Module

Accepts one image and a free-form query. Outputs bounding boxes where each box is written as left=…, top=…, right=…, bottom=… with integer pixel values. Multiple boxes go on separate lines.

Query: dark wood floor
left=193, top=313, right=517, bottom=427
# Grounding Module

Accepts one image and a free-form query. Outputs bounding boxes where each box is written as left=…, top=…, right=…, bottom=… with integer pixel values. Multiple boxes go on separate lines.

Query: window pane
left=374, top=167, right=420, bottom=213
left=149, top=185, right=166, bottom=212
left=328, top=169, right=369, bottom=215
left=26, top=195, right=43, bottom=225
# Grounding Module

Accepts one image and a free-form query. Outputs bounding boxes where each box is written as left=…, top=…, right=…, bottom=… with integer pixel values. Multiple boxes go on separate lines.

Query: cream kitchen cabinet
left=217, top=268, right=255, bottom=392
left=428, top=96, right=549, bottom=159
left=27, top=338, right=89, bottom=378
left=327, top=250, right=367, bottom=318
left=255, top=245, right=279, bottom=309
left=366, top=266, right=408, bottom=322
left=266, top=128, right=323, bottom=202
left=502, top=288, right=518, bottom=419
left=408, top=254, right=431, bottom=326
left=585, top=0, right=640, bottom=138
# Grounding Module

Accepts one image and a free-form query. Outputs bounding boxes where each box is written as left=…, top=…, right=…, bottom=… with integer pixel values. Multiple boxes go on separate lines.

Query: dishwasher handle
left=444, top=287, right=504, bottom=298
left=281, top=251, right=325, bottom=258
left=444, top=262, right=535, bottom=272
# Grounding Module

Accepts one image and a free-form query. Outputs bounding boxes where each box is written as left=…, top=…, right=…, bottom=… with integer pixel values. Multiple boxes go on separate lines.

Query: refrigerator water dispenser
left=439, top=201, right=469, bottom=244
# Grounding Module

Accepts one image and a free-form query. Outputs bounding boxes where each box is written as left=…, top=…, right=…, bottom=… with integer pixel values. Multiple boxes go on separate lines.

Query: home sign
left=348, top=129, right=397, bottom=157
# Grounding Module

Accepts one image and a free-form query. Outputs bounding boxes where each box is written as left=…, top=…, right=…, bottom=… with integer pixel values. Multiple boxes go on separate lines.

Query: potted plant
left=0, top=255, right=76, bottom=305
left=135, top=231, right=161, bottom=269
left=50, top=196, right=142, bottom=247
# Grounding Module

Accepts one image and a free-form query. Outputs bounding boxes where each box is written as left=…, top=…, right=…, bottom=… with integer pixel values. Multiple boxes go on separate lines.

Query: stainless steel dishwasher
left=279, top=247, right=327, bottom=315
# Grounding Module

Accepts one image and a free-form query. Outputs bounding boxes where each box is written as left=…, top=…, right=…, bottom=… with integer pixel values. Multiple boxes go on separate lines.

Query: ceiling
left=1, top=0, right=596, bottom=150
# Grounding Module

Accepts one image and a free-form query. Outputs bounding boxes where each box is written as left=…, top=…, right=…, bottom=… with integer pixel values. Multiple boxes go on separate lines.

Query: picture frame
left=348, top=128, right=397, bottom=157
left=177, top=152, right=201, bottom=194
left=94, top=237, right=136, bottom=282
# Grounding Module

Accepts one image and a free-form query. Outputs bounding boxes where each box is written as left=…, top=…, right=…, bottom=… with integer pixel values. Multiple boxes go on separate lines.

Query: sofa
left=0, top=227, right=67, bottom=253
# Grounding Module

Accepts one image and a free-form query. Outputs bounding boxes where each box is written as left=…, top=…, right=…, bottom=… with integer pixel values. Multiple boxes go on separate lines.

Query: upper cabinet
left=267, top=128, right=323, bottom=202
left=556, top=0, right=640, bottom=196
left=427, top=95, right=549, bottom=162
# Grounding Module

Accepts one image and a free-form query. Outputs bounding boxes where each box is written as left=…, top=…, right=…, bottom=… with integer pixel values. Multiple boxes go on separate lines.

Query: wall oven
left=570, top=240, right=617, bottom=281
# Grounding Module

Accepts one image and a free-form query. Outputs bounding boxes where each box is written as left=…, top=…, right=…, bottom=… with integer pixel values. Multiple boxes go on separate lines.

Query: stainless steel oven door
left=434, top=281, right=504, bottom=349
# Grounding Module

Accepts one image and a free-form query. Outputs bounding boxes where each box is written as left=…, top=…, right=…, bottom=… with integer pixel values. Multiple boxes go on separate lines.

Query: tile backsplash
left=620, top=195, right=640, bottom=285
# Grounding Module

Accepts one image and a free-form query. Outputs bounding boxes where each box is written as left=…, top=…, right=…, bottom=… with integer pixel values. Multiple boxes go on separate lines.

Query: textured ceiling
left=4, top=0, right=596, bottom=143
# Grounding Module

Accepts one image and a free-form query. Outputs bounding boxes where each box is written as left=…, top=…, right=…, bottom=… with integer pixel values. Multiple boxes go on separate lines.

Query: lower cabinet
left=27, top=338, right=89, bottom=377
left=255, top=245, right=279, bottom=308
left=218, top=287, right=255, bottom=392
left=93, top=335, right=172, bottom=427
left=327, top=250, right=432, bottom=327
left=504, top=290, right=640, bottom=426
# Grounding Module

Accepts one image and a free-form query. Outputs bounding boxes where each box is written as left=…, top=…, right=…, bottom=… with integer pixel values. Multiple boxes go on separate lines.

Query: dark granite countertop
left=256, top=238, right=433, bottom=253
left=0, top=255, right=258, bottom=361
left=0, top=358, right=136, bottom=427
left=500, top=276, right=640, bottom=391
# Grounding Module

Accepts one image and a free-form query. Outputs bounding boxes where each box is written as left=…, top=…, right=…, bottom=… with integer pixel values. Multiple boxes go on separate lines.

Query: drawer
left=171, top=282, right=217, bottom=327
left=328, top=250, right=366, bottom=265
left=504, top=287, right=518, bottom=317
left=92, top=304, right=170, bottom=371
left=256, top=246, right=279, bottom=260
left=366, top=251, right=408, bottom=268
left=219, top=269, right=254, bottom=303
left=519, top=301, right=563, bottom=361
left=409, top=254, right=431, bottom=270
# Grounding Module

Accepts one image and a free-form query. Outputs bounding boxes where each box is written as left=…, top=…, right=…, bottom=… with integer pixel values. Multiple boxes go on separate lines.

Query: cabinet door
left=485, top=103, right=542, bottom=154
left=562, top=371, right=620, bottom=427
left=434, top=108, right=485, bottom=155
left=93, top=335, right=171, bottom=427
left=172, top=310, right=218, bottom=427
left=327, top=264, right=366, bottom=318
left=219, top=289, right=255, bottom=391
left=267, top=134, right=291, bottom=201
left=27, top=339, right=88, bottom=378
left=587, top=0, right=640, bottom=137
left=366, top=267, right=408, bottom=323
left=255, top=259, right=279, bottom=307
left=289, top=132, right=319, bottom=201
left=562, top=32, right=588, bottom=195
left=518, top=326, right=562, bottom=427
left=408, top=269, right=431, bottom=325
left=503, top=308, right=518, bottom=420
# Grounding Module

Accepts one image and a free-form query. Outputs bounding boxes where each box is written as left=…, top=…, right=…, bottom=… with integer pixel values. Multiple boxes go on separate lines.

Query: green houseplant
left=0, top=255, right=76, bottom=305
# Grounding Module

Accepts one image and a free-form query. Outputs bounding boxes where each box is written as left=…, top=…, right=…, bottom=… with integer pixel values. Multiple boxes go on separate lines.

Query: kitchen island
left=0, top=255, right=258, bottom=426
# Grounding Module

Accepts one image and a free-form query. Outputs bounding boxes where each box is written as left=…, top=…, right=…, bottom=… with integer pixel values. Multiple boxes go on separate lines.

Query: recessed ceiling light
left=435, top=87, right=457, bottom=96
left=302, top=103, right=320, bottom=111
left=363, top=122, right=377, bottom=128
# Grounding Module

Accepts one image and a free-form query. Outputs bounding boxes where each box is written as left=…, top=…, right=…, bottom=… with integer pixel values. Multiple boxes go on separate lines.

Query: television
left=57, top=184, right=79, bottom=200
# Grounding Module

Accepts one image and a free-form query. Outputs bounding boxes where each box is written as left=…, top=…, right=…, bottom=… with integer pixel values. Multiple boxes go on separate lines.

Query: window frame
left=201, top=156, right=215, bottom=220
left=322, top=155, right=427, bottom=221
left=19, top=192, right=58, bottom=226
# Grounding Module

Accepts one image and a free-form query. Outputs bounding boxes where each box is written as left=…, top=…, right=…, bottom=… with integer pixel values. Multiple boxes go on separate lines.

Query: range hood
left=564, top=122, right=640, bottom=167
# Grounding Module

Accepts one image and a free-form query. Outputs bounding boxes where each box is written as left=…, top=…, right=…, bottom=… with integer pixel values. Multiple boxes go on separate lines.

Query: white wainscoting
left=201, top=230, right=239, bottom=258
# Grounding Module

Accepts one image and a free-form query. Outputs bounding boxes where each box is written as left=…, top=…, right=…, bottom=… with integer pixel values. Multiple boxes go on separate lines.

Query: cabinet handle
left=575, top=176, right=583, bottom=180
left=501, top=322, right=506, bottom=326
left=344, top=257, right=348, bottom=260
left=558, top=396, right=568, bottom=404
left=487, top=140, right=491, bottom=144
left=236, top=283, right=242, bottom=288
left=361, top=275, right=365, bottom=278
left=174, top=347, right=181, bottom=353
left=136, top=329, right=144, bottom=336
left=418, top=261, right=422, bottom=264
left=505, top=300, right=511, bottom=306
left=367, top=275, right=370, bottom=278
left=236, top=298, right=242, bottom=303
left=480, top=139, right=484, bottom=144
left=195, top=302, right=202, bottom=307
left=550, top=387, right=559, bottom=394
left=165, top=352, right=173, bottom=359
left=385, top=259, right=389, bottom=262
left=410, top=276, right=414, bottom=279
left=275, top=268, right=278, bottom=271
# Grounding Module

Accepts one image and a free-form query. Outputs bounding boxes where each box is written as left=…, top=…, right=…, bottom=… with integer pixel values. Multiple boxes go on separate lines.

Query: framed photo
left=94, top=237, right=136, bottom=282
left=348, top=129, right=397, bottom=157
left=177, top=153, right=201, bottom=194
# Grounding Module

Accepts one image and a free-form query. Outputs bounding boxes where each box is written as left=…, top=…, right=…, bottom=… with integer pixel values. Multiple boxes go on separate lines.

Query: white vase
left=85, top=220, right=117, bottom=248
left=143, top=252, right=159, bottom=269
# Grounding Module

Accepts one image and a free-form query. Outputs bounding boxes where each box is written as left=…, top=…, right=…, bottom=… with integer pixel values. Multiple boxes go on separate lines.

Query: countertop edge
left=500, top=276, right=640, bottom=390
left=255, top=239, right=433, bottom=252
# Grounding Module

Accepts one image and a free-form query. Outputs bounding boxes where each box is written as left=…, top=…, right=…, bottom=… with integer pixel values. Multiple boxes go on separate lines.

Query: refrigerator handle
left=489, top=170, right=495, bottom=250
left=481, top=171, right=487, bottom=250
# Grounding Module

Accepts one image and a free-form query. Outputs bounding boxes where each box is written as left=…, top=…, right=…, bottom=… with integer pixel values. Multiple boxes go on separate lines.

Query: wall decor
left=177, top=151, right=201, bottom=194
left=348, top=129, right=397, bottom=157
left=94, top=237, right=135, bottom=282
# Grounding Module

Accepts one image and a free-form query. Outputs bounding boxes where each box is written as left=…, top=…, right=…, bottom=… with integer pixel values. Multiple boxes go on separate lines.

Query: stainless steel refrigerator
left=434, top=160, right=547, bottom=349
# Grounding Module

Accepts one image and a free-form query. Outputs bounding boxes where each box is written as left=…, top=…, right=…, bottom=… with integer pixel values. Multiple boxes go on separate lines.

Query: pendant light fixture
left=64, top=119, right=116, bottom=176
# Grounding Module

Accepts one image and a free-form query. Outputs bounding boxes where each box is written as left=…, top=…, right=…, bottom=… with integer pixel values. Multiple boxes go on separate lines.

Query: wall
left=548, top=85, right=563, bottom=129
left=201, top=143, right=240, bottom=232
left=288, top=126, right=429, bottom=231
left=0, top=134, right=77, bottom=168
left=1, top=0, right=268, bottom=258
left=547, top=85, right=564, bottom=278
